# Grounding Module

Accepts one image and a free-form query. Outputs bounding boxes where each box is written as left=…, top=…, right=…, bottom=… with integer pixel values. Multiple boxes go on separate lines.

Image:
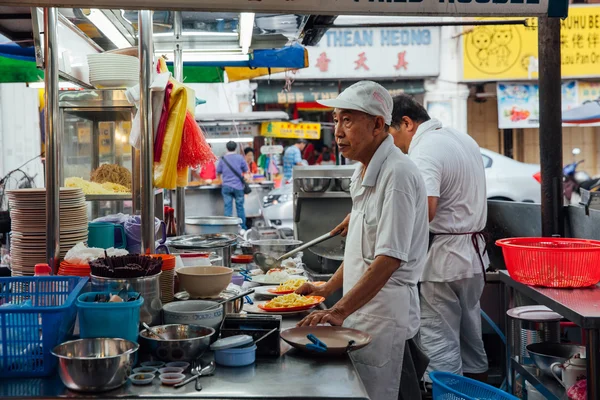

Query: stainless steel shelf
left=297, top=192, right=351, bottom=199
left=85, top=189, right=162, bottom=202
left=511, top=359, right=564, bottom=400
left=85, top=193, right=131, bottom=201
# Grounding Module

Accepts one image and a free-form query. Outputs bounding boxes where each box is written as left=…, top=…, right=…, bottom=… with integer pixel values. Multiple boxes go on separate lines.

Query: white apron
left=342, top=208, right=412, bottom=400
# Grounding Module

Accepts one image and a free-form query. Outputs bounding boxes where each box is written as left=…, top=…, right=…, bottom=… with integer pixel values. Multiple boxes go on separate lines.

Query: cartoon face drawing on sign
left=491, top=27, right=514, bottom=67
left=465, top=23, right=522, bottom=77
left=471, top=27, right=493, bottom=67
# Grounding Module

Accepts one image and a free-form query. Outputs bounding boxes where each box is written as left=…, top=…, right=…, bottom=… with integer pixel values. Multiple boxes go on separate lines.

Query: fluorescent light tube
left=85, top=9, right=131, bottom=49
left=239, top=13, right=255, bottom=54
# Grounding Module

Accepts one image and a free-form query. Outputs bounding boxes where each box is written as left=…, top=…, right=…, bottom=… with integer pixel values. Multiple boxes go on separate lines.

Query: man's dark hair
left=226, top=141, right=237, bottom=152
left=298, top=139, right=308, bottom=145
left=391, top=95, right=430, bottom=128
left=244, top=147, right=254, bottom=155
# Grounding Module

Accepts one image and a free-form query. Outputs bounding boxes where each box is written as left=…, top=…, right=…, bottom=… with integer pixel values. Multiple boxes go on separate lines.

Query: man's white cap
left=317, top=81, right=393, bottom=125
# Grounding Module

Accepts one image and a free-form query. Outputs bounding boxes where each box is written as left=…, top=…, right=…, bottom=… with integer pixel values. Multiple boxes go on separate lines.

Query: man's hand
left=331, top=213, right=351, bottom=237
left=295, top=282, right=330, bottom=297
left=297, top=308, right=346, bottom=327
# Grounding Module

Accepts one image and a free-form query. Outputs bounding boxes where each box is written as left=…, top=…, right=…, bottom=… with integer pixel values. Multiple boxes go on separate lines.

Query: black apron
left=428, top=231, right=489, bottom=283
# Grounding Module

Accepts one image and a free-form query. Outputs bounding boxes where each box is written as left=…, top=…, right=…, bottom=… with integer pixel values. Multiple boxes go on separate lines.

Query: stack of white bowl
left=87, top=53, right=139, bottom=89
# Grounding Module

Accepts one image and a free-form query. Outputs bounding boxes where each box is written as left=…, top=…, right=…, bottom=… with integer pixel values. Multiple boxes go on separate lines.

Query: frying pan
left=281, top=326, right=372, bottom=355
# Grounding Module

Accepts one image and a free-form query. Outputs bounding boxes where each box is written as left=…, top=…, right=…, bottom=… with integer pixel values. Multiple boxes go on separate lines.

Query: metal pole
left=139, top=10, right=155, bottom=253
left=586, top=329, right=599, bottom=400
left=44, top=8, right=60, bottom=274
left=173, top=11, right=186, bottom=236
left=537, top=17, right=564, bottom=237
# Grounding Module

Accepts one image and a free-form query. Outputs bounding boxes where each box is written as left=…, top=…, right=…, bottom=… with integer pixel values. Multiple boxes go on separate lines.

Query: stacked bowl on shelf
left=7, top=188, right=88, bottom=276
left=87, top=53, right=139, bottom=89
left=58, top=260, right=91, bottom=277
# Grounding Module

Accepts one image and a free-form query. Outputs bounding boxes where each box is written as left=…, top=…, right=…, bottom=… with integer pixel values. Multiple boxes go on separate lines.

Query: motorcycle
left=533, top=160, right=590, bottom=205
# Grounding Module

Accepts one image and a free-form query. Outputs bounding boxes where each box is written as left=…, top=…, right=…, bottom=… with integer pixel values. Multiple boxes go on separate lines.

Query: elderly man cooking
left=296, top=81, right=429, bottom=400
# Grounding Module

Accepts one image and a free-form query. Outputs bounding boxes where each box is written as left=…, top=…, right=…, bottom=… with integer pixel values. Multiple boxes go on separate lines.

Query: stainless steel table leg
left=504, top=283, right=515, bottom=394
left=586, top=329, right=599, bottom=400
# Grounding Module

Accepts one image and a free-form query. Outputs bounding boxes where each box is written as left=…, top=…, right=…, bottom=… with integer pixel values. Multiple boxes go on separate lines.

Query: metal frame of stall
left=33, top=0, right=576, bottom=398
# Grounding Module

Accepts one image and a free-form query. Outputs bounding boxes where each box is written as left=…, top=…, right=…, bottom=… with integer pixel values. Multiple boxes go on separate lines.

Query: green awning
left=0, top=56, right=43, bottom=83
left=255, top=80, right=425, bottom=105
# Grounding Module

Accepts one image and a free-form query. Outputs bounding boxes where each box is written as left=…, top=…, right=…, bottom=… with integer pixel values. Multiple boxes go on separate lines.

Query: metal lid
left=210, top=335, right=253, bottom=351
left=309, top=246, right=344, bottom=261
left=166, top=234, right=237, bottom=249
left=506, top=306, right=563, bottom=321
left=185, top=216, right=242, bottom=226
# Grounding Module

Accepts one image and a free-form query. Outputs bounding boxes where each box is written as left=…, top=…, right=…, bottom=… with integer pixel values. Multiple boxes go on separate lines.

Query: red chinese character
left=394, top=51, right=409, bottom=71
left=354, top=52, right=369, bottom=71
left=315, top=52, right=331, bottom=72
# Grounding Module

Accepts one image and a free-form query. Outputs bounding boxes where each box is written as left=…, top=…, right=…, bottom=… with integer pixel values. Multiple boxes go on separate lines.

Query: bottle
left=167, top=208, right=177, bottom=237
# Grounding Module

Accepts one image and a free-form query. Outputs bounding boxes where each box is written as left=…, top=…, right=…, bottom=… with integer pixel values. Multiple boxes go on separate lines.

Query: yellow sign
left=463, top=5, right=600, bottom=81
left=260, top=122, right=321, bottom=140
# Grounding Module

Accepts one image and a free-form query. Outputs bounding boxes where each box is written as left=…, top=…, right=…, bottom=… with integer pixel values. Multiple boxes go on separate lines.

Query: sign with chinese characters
left=260, top=122, right=321, bottom=140
left=496, top=81, right=580, bottom=129
left=260, top=145, right=284, bottom=155
left=463, top=5, right=600, bottom=81
left=255, top=80, right=425, bottom=105
left=283, top=27, right=440, bottom=79
left=8, top=0, right=567, bottom=18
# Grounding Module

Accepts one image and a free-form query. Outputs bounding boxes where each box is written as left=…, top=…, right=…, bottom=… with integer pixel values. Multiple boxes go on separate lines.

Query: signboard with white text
left=10, top=0, right=568, bottom=18
left=267, top=27, right=440, bottom=80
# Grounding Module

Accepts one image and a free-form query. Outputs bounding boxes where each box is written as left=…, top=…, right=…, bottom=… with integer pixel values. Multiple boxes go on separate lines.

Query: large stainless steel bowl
left=185, top=216, right=242, bottom=235
left=526, top=342, right=584, bottom=377
left=250, top=239, right=303, bottom=272
left=51, top=338, right=139, bottom=392
left=337, top=177, right=352, bottom=193
left=139, top=324, right=215, bottom=362
left=299, top=178, right=331, bottom=192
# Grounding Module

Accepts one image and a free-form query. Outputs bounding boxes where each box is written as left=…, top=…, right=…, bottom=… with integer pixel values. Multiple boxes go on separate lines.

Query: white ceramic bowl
left=162, top=300, right=224, bottom=332
left=176, top=266, right=233, bottom=298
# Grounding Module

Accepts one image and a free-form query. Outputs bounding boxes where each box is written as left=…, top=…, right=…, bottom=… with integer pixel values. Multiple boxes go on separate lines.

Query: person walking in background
left=217, top=141, right=249, bottom=229
left=317, top=146, right=336, bottom=165
left=283, top=139, right=307, bottom=182
left=303, top=141, right=317, bottom=165
left=244, top=147, right=259, bottom=174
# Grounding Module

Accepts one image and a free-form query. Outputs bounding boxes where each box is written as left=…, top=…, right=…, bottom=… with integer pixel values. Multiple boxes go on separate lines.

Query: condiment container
left=129, top=373, right=154, bottom=386
left=210, top=335, right=257, bottom=367
left=141, top=361, right=165, bottom=368
left=133, top=367, right=158, bottom=375
left=158, top=367, right=184, bottom=375
left=159, top=373, right=185, bottom=386
left=166, top=361, right=190, bottom=370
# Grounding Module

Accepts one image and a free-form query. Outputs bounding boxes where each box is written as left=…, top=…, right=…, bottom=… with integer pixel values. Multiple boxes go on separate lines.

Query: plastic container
left=141, top=361, right=165, bottom=368
left=153, top=254, right=176, bottom=304
left=133, top=366, right=158, bottom=374
left=166, top=361, right=190, bottom=370
left=159, top=373, right=185, bottom=385
left=0, top=276, right=88, bottom=378
left=129, top=373, right=155, bottom=385
left=430, top=371, right=518, bottom=400
left=496, top=237, right=600, bottom=287
left=158, top=367, right=184, bottom=375
left=76, top=291, right=144, bottom=343
left=211, top=335, right=256, bottom=367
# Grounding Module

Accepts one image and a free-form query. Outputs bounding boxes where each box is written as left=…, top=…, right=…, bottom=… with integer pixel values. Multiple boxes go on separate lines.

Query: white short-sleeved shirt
left=345, top=135, right=429, bottom=338
left=408, top=119, right=489, bottom=282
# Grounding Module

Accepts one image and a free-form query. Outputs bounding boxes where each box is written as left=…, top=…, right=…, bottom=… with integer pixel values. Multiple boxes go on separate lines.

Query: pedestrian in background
left=217, top=141, right=249, bottom=229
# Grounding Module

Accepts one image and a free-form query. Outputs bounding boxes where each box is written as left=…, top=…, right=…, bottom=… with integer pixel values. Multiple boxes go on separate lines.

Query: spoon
left=196, top=362, right=216, bottom=391
left=143, top=322, right=167, bottom=340
left=254, top=327, right=278, bottom=345
left=174, top=361, right=216, bottom=389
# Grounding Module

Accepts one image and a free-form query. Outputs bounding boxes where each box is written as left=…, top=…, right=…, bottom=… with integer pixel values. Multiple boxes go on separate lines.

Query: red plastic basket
left=496, top=237, right=600, bottom=288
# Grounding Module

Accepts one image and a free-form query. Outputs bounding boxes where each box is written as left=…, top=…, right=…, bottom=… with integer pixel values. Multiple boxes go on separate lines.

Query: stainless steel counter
left=180, top=183, right=274, bottom=220
left=500, top=270, right=600, bottom=400
left=0, top=316, right=369, bottom=400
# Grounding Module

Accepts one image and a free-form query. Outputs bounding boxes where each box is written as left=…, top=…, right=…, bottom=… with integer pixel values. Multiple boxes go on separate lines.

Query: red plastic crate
left=496, top=237, right=600, bottom=288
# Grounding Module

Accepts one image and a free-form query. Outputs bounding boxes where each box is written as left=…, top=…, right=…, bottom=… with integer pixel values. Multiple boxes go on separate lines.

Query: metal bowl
left=139, top=324, right=215, bottom=362
left=250, top=239, right=303, bottom=272
left=299, top=178, right=331, bottom=192
left=526, top=342, right=584, bottom=377
left=337, top=177, right=352, bottom=193
left=51, top=338, right=139, bottom=392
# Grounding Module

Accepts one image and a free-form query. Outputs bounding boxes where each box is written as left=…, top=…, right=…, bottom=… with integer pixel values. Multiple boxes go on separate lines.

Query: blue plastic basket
left=430, top=372, right=518, bottom=400
left=77, top=292, right=143, bottom=343
left=0, top=276, right=88, bottom=378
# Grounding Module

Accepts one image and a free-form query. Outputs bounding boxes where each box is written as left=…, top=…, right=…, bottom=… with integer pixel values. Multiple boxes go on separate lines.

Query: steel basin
left=51, top=338, right=139, bottom=393
left=139, top=324, right=215, bottom=362
left=526, top=342, right=584, bottom=377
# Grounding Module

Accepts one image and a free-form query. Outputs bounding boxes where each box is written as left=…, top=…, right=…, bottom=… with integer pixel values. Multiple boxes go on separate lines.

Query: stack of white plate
left=87, top=53, right=139, bottom=89
left=7, top=188, right=88, bottom=276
